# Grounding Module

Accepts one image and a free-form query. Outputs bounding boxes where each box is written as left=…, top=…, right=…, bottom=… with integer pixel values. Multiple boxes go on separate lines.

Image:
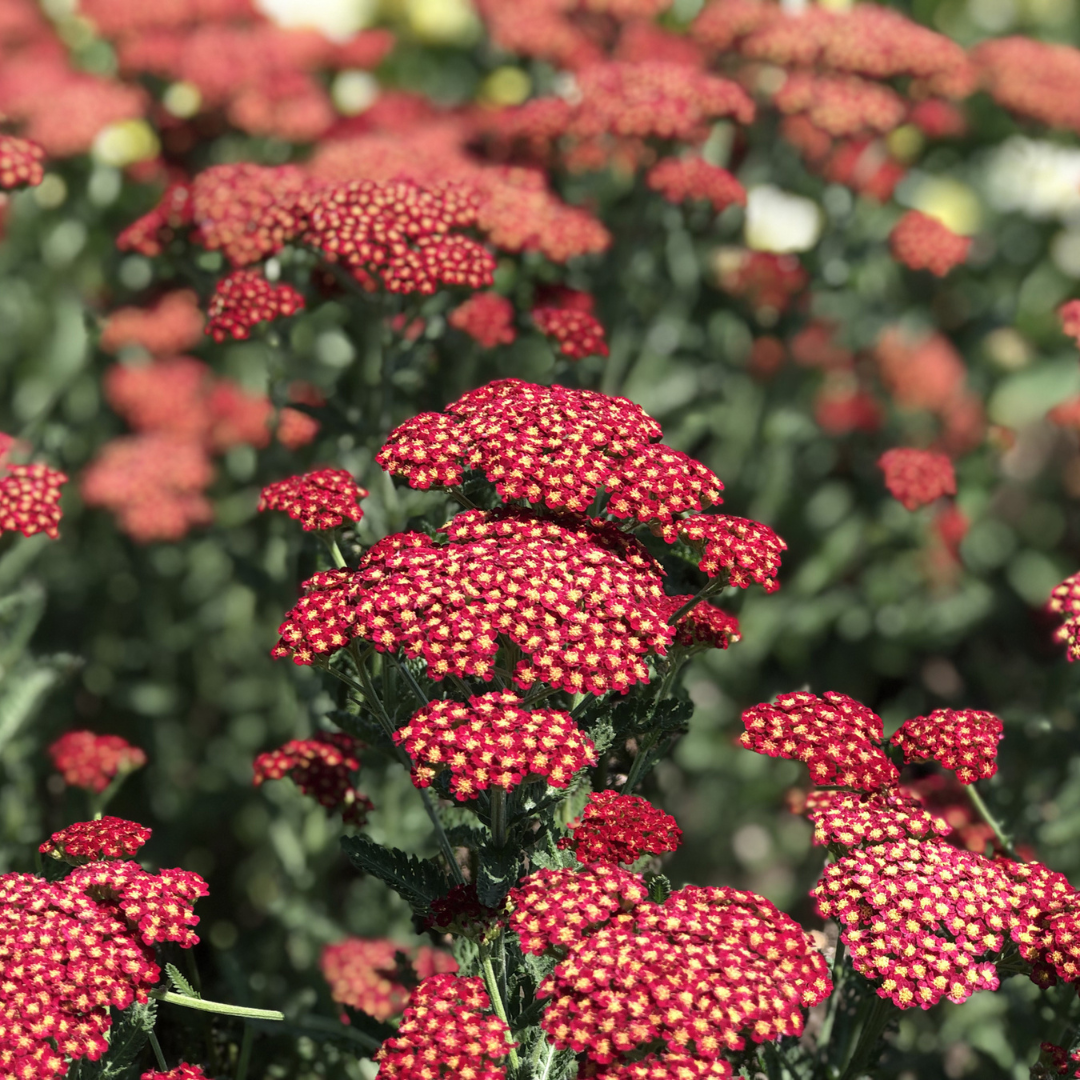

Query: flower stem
left=235, top=1024, right=253, bottom=1080
left=621, top=731, right=660, bottom=794
left=319, top=532, right=347, bottom=569
left=490, top=787, right=508, bottom=848
left=148, top=1030, right=168, bottom=1071
left=837, top=995, right=893, bottom=1080
left=665, top=578, right=723, bottom=626
left=480, top=944, right=521, bottom=1071
left=965, top=783, right=1019, bottom=861
left=151, top=990, right=285, bottom=1021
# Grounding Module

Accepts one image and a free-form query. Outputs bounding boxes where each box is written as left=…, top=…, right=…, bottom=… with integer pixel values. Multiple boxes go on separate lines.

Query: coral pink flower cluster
left=259, top=468, right=367, bottom=532
left=889, top=211, right=971, bottom=276
left=449, top=293, right=516, bottom=348
left=319, top=938, right=457, bottom=1020
left=877, top=448, right=957, bottom=510
left=393, top=690, right=597, bottom=800
left=0, top=133, right=45, bottom=189
left=48, top=730, right=147, bottom=793
left=100, top=291, right=205, bottom=355
left=559, top=791, right=682, bottom=865
left=645, top=157, right=746, bottom=212
left=39, top=817, right=152, bottom=862
left=253, top=732, right=371, bottom=825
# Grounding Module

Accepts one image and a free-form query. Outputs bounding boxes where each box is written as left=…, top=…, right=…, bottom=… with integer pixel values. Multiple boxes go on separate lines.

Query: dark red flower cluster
left=801, top=790, right=951, bottom=849
left=891, top=709, right=1004, bottom=784
left=373, top=974, right=515, bottom=1080
left=714, top=250, right=808, bottom=316
left=668, top=515, right=786, bottom=592
left=1049, top=571, right=1080, bottom=662
left=507, top=864, right=650, bottom=955
left=39, top=817, right=152, bottom=863
left=533, top=305, right=609, bottom=359
left=252, top=732, right=371, bottom=825
left=740, top=691, right=898, bottom=791
left=645, top=157, right=746, bottom=212
left=449, top=293, right=517, bottom=348
left=902, top=773, right=999, bottom=855
left=48, top=730, right=147, bottom=793
left=426, top=883, right=500, bottom=937
left=206, top=270, right=305, bottom=341
left=258, top=469, right=367, bottom=532
left=100, top=291, right=205, bottom=355
left=0, top=860, right=205, bottom=1079
left=319, top=938, right=457, bottom=1020
left=889, top=211, right=971, bottom=276
left=878, top=448, right=957, bottom=511
left=141, top=1067, right=209, bottom=1080
left=559, top=791, right=682, bottom=865
left=0, top=461, right=66, bottom=539
left=814, top=837, right=1012, bottom=1008
left=0, top=133, right=44, bottom=189
left=656, top=596, right=741, bottom=651
left=1040, top=1043, right=1080, bottom=1078
left=393, top=691, right=597, bottom=800
left=531, top=878, right=831, bottom=1063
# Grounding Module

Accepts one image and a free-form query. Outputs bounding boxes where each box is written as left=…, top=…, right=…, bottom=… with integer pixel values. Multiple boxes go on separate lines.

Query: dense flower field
left=7, top=0, right=1080, bottom=1076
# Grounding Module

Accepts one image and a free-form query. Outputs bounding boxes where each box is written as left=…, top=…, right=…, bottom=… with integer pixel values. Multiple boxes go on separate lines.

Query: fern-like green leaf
left=95, top=1001, right=157, bottom=1079
left=340, top=834, right=449, bottom=913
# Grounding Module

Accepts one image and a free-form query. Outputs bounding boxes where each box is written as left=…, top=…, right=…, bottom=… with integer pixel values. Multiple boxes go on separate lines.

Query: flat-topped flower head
left=890, top=708, right=1004, bottom=784
left=0, top=461, right=67, bottom=539
left=374, top=973, right=515, bottom=1080
left=1003, top=860, right=1080, bottom=988
left=100, top=291, right=205, bottom=356
left=878, top=448, right=956, bottom=510
left=378, top=379, right=725, bottom=529
left=814, top=837, right=1016, bottom=1009
left=48, top=730, right=147, bottom=793
left=507, top=865, right=650, bottom=955
left=0, top=859, right=207, bottom=1078
left=646, top=157, right=746, bottom=212
left=141, top=1067, right=209, bottom=1080
left=582, top=1055, right=733, bottom=1079
left=740, top=690, right=898, bottom=790
left=533, top=305, right=609, bottom=359
left=1038, top=1044, right=1080, bottom=1078
left=206, top=269, right=305, bottom=342
left=0, top=134, right=45, bottom=190
left=668, top=515, right=786, bottom=592
left=253, top=732, right=371, bottom=825
left=558, top=791, right=682, bottom=865
left=40, top=817, right=152, bottom=863
left=393, top=691, right=597, bottom=800
left=276, top=509, right=674, bottom=696
left=320, top=938, right=457, bottom=1020
left=538, top=883, right=830, bottom=1063
left=449, top=293, right=517, bottom=348
left=801, top=789, right=951, bottom=849
left=656, top=596, right=741, bottom=650
left=259, top=469, right=367, bottom=532
left=889, top=211, right=971, bottom=276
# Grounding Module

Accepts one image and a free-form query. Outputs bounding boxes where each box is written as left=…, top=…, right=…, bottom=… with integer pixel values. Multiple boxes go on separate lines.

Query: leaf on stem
left=340, top=833, right=450, bottom=913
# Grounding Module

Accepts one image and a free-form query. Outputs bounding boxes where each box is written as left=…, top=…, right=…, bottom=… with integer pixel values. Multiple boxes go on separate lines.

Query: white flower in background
left=332, top=71, right=380, bottom=115
left=91, top=120, right=160, bottom=168
left=983, top=136, right=1080, bottom=221
left=255, top=0, right=377, bottom=41
left=405, top=0, right=479, bottom=44
left=745, top=185, right=823, bottom=253
left=904, top=175, right=982, bottom=235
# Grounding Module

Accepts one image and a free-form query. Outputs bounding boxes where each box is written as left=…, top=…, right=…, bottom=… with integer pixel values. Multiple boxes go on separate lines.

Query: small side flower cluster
left=48, top=730, right=147, bottom=793
left=40, top=817, right=151, bottom=862
left=658, top=596, right=741, bottom=650
left=1049, top=571, right=1080, bottom=661
left=253, top=732, right=372, bottom=825
left=891, top=709, right=1004, bottom=783
left=801, top=790, right=952, bottom=848
left=373, top=974, right=515, bottom=1080
left=319, top=938, right=457, bottom=1020
left=1039, top=1043, right=1080, bottom=1078
left=0, top=133, right=45, bottom=189
left=259, top=469, right=367, bottom=532
left=889, top=210, right=971, bottom=276
left=532, top=304, right=609, bottom=360
left=393, top=691, right=597, bottom=800
left=878, top=447, right=957, bottom=510
left=100, top=291, right=204, bottom=355
left=449, top=293, right=517, bottom=348
left=645, top=157, right=746, bottom=212
left=559, top=791, right=682, bottom=865
left=670, top=515, right=787, bottom=591
left=205, top=269, right=306, bottom=341
left=0, top=458, right=67, bottom=540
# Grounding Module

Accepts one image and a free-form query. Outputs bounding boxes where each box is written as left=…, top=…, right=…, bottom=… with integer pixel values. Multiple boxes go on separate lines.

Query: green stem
left=390, top=653, right=430, bottom=705
left=838, top=995, right=893, bottom=1080
left=480, top=945, right=521, bottom=1071
left=235, top=1025, right=253, bottom=1080
left=965, top=784, right=1019, bottom=860
left=621, top=731, right=660, bottom=794
left=320, top=533, right=347, bottom=569
left=490, top=787, right=508, bottom=848
left=89, top=771, right=133, bottom=819
left=665, top=578, right=723, bottom=626
left=151, top=990, right=285, bottom=1021
left=148, top=1030, right=168, bottom=1072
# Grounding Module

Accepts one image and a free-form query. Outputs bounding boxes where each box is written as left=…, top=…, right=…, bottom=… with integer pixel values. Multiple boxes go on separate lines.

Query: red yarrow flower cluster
left=656, top=595, right=741, bottom=651
left=0, top=461, right=67, bottom=539
left=534, top=880, right=831, bottom=1062
left=878, top=447, right=957, bottom=510
left=206, top=270, right=305, bottom=342
left=0, top=134, right=44, bottom=189
left=714, top=250, right=808, bottom=315
left=100, top=291, right=204, bottom=355
left=533, top=305, right=609, bottom=359
left=48, top=730, right=147, bottom=793
left=259, top=469, right=367, bottom=532
left=1060, top=300, right=1080, bottom=345
left=740, top=691, right=899, bottom=791
left=319, top=938, right=457, bottom=1020
left=40, top=817, right=152, bottom=863
left=1049, top=571, right=1080, bottom=662
left=1007, top=860, right=1080, bottom=987
left=815, top=837, right=1016, bottom=1008
left=891, top=708, right=1004, bottom=784
left=772, top=73, right=906, bottom=138
left=449, top=293, right=517, bottom=348
left=426, top=883, right=500, bottom=937
left=374, top=973, right=515, bottom=1080
left=141, top=1067, right=209, bottom=1080
left=973, top=37, right=1080, bottom=134
left=889, top=210, right=971, bottom=276
left=1040, top=1044, right=1080, bottom=1078
left=667, top=515, right=786, bottom=592
left=800, top=790, right=952, bottom=849
left=646, top=157, right=747, bottom=212
left=275, top=509, right=674, bottom=696
left=253, top=732, right=372, bottom=825
left=559, top=791, right=682, bottom=865
left=507, top=865, right=650, bottom=955
left=0, top=861, right=205, bottom=1079
left=393, top=691, right=597, bottom=800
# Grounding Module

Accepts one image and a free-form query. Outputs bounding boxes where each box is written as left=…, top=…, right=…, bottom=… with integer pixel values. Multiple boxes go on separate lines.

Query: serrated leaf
left=443, top=824, right=487, bottom=851
left=340, top=834, right=449, bottom=913
left=327, top=708, right=395, bottom=752
left=95, top=1001, right=157, bottom=1079
left=165, top=963, right=199, bottom=998
left=475, top=844, right=521, bottom=907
